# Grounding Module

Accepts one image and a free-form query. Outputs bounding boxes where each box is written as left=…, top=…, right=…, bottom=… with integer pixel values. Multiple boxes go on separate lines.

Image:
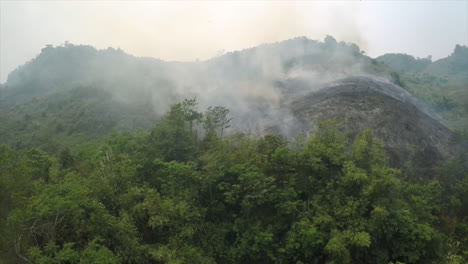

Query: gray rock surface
left=268, top=76, right=455, bottom=169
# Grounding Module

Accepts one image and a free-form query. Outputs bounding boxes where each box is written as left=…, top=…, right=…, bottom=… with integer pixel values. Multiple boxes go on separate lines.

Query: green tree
left=203, top=106, right=232, bottom=138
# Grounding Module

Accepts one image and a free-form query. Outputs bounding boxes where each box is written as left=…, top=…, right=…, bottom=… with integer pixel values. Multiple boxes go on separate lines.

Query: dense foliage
left=1, top=100, right=466, bottom=264
left=0, top=86, right=157, bottom=153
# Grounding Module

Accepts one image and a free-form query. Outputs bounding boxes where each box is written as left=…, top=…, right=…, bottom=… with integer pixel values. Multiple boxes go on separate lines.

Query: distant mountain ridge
left=1, top=36, right=388, bottom=105
left=376, top=45, right=468, bottom=75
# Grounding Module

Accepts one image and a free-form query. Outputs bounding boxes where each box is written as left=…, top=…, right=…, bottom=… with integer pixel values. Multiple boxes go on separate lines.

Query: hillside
left=1, top=96, right=467, bottom=264
left=0, top=37, right=465, bottom=159
left=0, top=36, right=399, bottom=152
left=377, top=45, right=468, bottom=131
left=267, top=77, right=456, bottom=173
left=375, top=53, right=432, bottom=74
left=1, top=36, right=467, bottom=264
left=0, top=86, right=157, bottom=152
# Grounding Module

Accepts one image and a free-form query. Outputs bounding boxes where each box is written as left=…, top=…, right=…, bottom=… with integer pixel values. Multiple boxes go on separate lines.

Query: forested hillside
left=0, top=36, right=467, bottom=264
left=0, top=86, right=157, bottom=152
left=1, top=100, right=467, bottom=264
left=377, top=45, right=468, bottom=131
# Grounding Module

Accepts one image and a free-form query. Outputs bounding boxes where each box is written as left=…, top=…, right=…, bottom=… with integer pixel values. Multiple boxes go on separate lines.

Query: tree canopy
left=0, top=100, right=466, bottom=264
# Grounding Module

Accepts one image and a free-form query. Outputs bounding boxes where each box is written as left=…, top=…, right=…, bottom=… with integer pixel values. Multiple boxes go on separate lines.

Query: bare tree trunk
left=14, top=235, right=32, bottom=264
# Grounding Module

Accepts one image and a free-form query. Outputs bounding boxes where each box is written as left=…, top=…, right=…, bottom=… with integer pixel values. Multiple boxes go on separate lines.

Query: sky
left=0, top=1, right=467, bottom=83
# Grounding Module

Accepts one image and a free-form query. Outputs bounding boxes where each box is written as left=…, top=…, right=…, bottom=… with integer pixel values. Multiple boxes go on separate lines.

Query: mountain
left=0, top=37, right=464, bottom=169
left=1, top=37, right=467, bottom=263
left=0, top=36, right=396, bottom=150
left=1, top=36, right=392, bottom=107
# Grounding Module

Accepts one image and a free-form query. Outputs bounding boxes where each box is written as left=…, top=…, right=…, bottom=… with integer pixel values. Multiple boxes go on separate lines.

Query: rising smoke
left=2, top=36, right=400, bottom=137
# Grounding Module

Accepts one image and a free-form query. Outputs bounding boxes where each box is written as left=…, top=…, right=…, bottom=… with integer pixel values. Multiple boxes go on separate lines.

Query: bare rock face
left=270, top=76, right=455, bottom=169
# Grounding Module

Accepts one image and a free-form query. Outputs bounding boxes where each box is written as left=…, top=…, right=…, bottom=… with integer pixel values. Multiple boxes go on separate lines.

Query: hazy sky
left=1, top=1, right=467, bottom=83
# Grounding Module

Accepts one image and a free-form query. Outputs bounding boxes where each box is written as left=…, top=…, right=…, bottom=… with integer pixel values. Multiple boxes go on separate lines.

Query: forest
left=0, top=98, right=467, bottom=264
left=2, top=1, right=467, bottom=263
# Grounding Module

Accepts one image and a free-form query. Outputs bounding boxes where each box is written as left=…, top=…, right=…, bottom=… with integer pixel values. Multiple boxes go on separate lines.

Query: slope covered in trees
left=376, top=45, right=468, bottom=131
left=0, top=37, right=467, bottom=263
left=1, top=100, right=467, bottom=264
left=0, top=86, right=157, bottom=153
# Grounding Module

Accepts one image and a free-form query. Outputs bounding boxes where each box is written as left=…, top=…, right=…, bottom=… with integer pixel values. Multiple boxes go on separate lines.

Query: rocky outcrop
left=269, top=76, right=455, bottom=170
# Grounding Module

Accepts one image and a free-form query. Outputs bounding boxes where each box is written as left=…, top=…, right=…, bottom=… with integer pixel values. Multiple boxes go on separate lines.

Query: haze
left=1, top=1, right=467, bottom=83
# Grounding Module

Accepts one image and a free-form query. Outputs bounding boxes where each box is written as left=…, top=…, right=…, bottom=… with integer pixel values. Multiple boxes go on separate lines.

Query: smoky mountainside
left=268, top=76, right=458, bottom=174
left=0, top=36, right=465, bottom=170
left=0, top=36, right=392, bottom=148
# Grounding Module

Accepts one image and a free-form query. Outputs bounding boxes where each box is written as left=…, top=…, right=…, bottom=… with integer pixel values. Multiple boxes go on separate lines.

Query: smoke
left=140, top=36, right=381, bottom=136
left=0, top=1, right=369, bottom=83
left=2, top=35, right=397, bottom=138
